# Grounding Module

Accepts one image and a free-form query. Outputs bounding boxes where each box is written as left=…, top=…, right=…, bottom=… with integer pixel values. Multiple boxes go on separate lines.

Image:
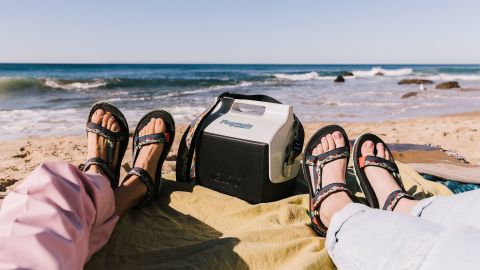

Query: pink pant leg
left=0, top=161, right=119, bottom=270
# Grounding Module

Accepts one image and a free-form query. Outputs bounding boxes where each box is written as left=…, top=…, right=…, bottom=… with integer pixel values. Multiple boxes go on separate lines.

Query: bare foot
left=361, top=141, right=418, bottom=214
left=114, top=118, right=165, bottom=216
left=86, top=109, right=120, bottom=177
left=311, top=131, right=353, bottom=227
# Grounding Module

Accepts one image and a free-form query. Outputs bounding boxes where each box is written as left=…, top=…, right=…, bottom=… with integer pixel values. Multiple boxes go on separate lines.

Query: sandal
left=82, top=102, right=129, bottom=188
left=122, top=110, right=175, bottom=208
left=302, top=125, right=356, bottom=236
left=352, top=133, right=414, bottom=210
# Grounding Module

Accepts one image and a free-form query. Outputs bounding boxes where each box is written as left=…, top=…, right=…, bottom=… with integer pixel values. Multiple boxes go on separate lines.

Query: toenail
left=334, top=132, right=341, bottom=139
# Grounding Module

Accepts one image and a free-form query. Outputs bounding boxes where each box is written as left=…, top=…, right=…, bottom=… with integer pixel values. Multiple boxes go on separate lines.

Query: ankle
left=319, top=192, right=353, bottom=227
left=85, top=165, right=104, bottom=176
left=114, top=176, right=149, bottom=216
left=392, top=197, right=418, bottom=215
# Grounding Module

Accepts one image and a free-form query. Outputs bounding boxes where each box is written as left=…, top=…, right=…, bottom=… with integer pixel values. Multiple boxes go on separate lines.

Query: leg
left=360, top=138, right=480, bottom=229
left=0, top=161, right=118, bottom=270
left=114, top=117, right=166, bottom=216
left=0, top=108, right=167, bottom=269
left=326, top=203, right=480, bottom=270
left=0, top=108, right=124, bottom=270
left=310, top=130, right=480, bottom=269
left=360, top=140, right=419, bottom=214
left=412, top=189, right=480, bottom=229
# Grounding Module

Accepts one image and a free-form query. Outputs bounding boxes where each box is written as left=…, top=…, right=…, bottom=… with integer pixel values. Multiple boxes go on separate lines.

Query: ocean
left=1, top=64, right=480, bottom=140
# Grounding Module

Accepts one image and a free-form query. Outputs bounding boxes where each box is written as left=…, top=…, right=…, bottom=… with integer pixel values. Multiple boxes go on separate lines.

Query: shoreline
left=1, top=111, right=479, bottom=197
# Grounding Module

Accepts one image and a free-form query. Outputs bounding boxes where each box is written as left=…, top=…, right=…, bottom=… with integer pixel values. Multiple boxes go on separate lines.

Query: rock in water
left=374, top=72, right=384, bottom=76
left=342, top=71, right=354, bottom=76
left=398, top=79, right=434, bottom=85
left=435, top=81, right=461, bottom=89
left=401, top=91, right=418, bottom=99
left=334, top=75, right=345, bottom=83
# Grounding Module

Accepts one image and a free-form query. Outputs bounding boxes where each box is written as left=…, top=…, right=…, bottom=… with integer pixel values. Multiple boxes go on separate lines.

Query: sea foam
left=273, top=72, right=335, bottom=81
left=424, top=73, right=480, bottom=81
left=41, top=78, right=108, bottom=90
left=352, top=67, right=413, bottom=77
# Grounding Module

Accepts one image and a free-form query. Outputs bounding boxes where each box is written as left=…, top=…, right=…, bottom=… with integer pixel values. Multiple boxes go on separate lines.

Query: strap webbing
left=126, top=167, right=157, bottom=208
left=382, top=190, right=414, bottom=211
left=363, top=155, right=399, bottom=174
left=83, top=157, right=117, bottom=186
left=86, top=122, right=124, bottom=142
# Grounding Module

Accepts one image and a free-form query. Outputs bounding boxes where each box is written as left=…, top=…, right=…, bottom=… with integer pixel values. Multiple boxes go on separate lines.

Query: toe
left=111, top=123, right=119, bottom=132
left=385, top=148, right=391, bottom=160
left=154, top=118, right=166, bottom=133
left=91, top=109, right=105, bottom=124
left=102, top=112, right=111, bottom=127
left=107, top=116, right=116, bottom=130
left=376, top=143, right=385, bottom=158
left=316, top=144, right=324, bottom=154
left=326, top=134, right=335, bottom=151
left=332, top=131, right=345, bottom=147
left=312, top=146, right=319, bottom=156
left=148, top=119, right=155, bottom=135
left=361, top=140, right=375, bottom=156
left=321, top=137, right=329, bottom=152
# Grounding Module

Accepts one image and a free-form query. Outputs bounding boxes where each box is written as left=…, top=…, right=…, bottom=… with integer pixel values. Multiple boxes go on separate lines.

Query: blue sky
left=1, top=0, right=479, bottom=64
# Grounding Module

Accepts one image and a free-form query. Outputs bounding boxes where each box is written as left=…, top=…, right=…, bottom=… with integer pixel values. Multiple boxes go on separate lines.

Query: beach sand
left=1, top=111, right=479, bottom=200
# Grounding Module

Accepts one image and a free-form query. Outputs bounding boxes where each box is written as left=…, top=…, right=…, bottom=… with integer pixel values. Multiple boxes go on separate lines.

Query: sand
left=1, top=111, right=479, bottom=200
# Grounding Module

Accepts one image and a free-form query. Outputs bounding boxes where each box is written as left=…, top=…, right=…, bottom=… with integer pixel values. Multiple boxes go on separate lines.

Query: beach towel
left=86, top=161, right=451, bottom=270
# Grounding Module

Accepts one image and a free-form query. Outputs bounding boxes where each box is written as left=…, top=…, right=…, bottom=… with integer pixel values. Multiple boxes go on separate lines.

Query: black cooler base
left=197, top=132, right=296, bottom=204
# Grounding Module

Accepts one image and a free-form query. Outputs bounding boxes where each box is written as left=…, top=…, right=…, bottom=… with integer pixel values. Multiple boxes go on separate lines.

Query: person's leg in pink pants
left=0, top=161, right=118, bottom=269
left=0, top=103, right=171, bottom=270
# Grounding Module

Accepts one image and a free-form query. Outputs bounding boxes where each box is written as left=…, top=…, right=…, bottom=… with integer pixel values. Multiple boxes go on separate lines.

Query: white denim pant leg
left=326, top=203, right=480, bottom=270
left=412, top=189, right=480, bottom=229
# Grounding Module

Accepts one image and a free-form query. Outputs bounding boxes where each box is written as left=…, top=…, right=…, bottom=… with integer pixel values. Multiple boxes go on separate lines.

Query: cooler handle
left=229, top=99, right=291, bottom=117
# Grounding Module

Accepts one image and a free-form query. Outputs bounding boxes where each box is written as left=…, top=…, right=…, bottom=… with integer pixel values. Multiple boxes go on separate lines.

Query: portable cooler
left=196, top=97, right=301, bottom=203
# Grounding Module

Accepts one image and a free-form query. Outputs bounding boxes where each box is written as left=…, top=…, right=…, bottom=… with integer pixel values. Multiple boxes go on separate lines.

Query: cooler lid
left=203, top=98, right=292, bottom=144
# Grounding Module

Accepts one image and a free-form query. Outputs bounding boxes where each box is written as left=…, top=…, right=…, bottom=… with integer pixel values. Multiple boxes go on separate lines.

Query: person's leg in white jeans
left=326, top=202, right=480, bottom=270
left=412, top=189, right=480, bottom=229
left=308, top=131, right=480, bottom=270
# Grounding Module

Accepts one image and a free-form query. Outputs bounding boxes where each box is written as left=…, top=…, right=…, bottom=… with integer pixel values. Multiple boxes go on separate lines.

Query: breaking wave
left=41, top=78, right=108, bottom=90
left=352, top=67, right=413, bottom=77
left=424, top=73, right=480, bottom=81
left=273, top=72, right=335, bottom=81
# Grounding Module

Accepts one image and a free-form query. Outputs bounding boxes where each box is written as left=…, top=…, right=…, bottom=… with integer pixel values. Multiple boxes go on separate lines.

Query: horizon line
left=1, top=62, right=479, bottom=65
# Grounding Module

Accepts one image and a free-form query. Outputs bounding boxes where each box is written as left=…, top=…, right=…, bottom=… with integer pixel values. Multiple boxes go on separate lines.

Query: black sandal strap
left=126, top=167, right=158, bottom=208
left=305, top=147, right=350, bottom=192
left=306, top=147, right=350, bottom=167
left=86, top=122, right=125, bottom=142
left=136, top=133, right=170, bottom=148
left=311, top=183, right=354, bottom=235
left=83, top=157, right=117, bottom=185
left=382, top=190, right=414, bottom=211
left=363, top=156, right=399, bottom=174
left=316, top=147, right=350, bottom=168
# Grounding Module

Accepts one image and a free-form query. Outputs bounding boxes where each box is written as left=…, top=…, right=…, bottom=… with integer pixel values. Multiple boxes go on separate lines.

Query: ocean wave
left=41, top=78, right=108, bottom=90
left=352, top=67, right=413, bottom=77
left=424, top=73, right=480, bottom=81
left=0, top=77, right=39, bottom=91
left=273, top=72, right=335, bottom=81
left=272, top=67, right=412, bottom=81
left=104, top=80, right=256, bottom=103
left=0, top=76, right=259, bottom=92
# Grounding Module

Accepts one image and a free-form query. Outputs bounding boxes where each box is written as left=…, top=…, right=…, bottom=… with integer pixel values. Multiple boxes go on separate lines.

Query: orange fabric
left=358, top=156, right=366, bottom=168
